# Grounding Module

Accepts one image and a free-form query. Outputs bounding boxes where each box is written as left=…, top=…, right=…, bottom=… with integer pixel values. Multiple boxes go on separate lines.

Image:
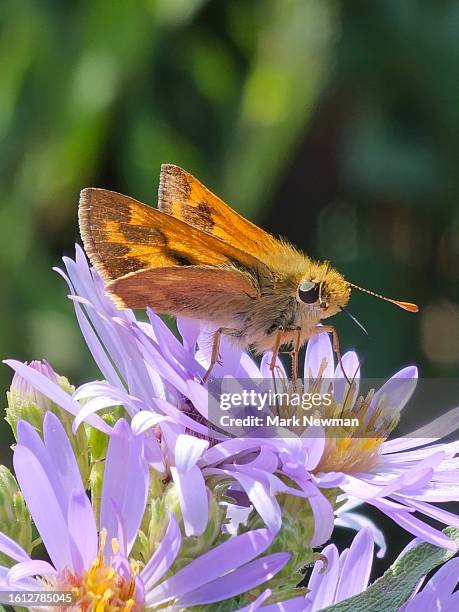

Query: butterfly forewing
left=158, top=164, right=281, bottom=261
left=79, top=187, right=274, bottom=290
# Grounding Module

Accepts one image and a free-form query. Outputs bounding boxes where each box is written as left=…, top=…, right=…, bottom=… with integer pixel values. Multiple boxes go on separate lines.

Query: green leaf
left=324, top=527, right=459, bottom=612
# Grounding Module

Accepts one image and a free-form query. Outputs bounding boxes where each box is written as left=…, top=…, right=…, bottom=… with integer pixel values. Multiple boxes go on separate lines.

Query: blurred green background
left=1, top=0, right=458, bottom=573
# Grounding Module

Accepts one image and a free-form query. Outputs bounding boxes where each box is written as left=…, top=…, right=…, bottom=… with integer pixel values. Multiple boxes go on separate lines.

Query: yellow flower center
left=314, top=381, right=399, bottom=473
left=278, top=371, right=399, bottom=474
left=50, top=531, right=142, bottom=612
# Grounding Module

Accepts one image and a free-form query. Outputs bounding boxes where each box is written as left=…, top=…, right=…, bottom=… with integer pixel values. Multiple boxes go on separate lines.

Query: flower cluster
left=1, top=245, right=458, bottom=611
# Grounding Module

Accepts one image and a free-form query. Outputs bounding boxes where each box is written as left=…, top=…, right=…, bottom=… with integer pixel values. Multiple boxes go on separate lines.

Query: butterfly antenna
left=348, top=282, right=419, bottom=313
left=340, top=307, right=368, bottom=335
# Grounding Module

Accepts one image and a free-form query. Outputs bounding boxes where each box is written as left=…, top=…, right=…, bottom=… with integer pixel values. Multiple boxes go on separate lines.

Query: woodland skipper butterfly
left=79, top=164, right=418, bottom=381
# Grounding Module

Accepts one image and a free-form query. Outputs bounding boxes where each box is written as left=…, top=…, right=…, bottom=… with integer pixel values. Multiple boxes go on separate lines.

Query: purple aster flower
left=197, top=333, right=459, bottom=551
left=0, top=412, right=290, bottom=609
left=303, top=333, right=459, bottom=551
left=5, top=246, right=459, bottom=551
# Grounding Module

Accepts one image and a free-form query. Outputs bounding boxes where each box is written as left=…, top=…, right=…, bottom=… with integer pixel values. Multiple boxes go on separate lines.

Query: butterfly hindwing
left=106, top=265, right=258, bottom=313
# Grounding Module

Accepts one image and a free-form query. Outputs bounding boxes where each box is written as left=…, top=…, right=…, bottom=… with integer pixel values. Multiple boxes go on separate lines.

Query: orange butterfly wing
left=158, top=164, right=281, bottom=262
left=106, top=266, right=258, bottom=313
left=79, top=188, right=274, bottom=281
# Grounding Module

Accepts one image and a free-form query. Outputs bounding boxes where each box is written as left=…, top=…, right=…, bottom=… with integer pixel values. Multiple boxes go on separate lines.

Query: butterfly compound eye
left=298, top=280, right=320, bottom=304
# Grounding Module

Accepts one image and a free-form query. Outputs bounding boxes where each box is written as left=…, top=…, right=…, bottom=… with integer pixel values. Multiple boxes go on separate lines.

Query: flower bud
left=0, top=466, right=32, bottom=566
left=6, top=360, right=57, bottom=436
left=5, top=361, right=91, bottom=483
left=178, top=487, right=227, bottom=566
left=136, top=479, right=228, bottom=568
left=86, top=407, right=123, bottom=462
left=152, top=481, right=182, bottom=546
left=129, top=471, right=166, bottom=563
left=89, top=460, right=104, bottom=523
left=243, top=491, right=340, bottom=597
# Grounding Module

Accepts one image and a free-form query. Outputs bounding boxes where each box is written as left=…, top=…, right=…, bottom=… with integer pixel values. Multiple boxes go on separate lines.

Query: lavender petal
left=177, top=552, right=290, bottom=606
left=67, top=489, right=97, bottom=573
left=7, top=560, right=57, bottom=583
left=100, top=419, right=149, bottom=554
left=334, top=528, right=373, bottom=601
left=13, top=445, right=73, bottom=570
left=141, top=514, right=181, bottom=591
left=146, top=529, right=274, bottom=606
left=0, top=532, right=31, bottom=563
left=170, top=465, right=209, bottom=537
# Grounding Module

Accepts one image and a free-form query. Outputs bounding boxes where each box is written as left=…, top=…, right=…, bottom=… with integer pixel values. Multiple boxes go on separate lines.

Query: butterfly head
left=296, top=261, right=351, bottom=318
left=296, top=259, right=419, bottom=321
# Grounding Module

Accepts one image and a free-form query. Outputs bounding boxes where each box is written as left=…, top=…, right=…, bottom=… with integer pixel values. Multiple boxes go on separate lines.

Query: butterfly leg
left=202, top=327, right=241, bottom=383
left=289, top=326, right=302, bottom=383
left=269, top=326, right=302, bottom=378
left=268, top=329, right=285, bottom=414
left=313, top=325, right=351, bottom=385
left=269, top=328, right=285, bottom=373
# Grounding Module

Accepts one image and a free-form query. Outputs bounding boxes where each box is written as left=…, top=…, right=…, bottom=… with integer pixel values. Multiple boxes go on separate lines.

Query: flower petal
left=174, top=434, right=209, bottom=472
left=0, top=565, right=39, bottom=590
left=178, top=553, right=290, bottom=606
left=367, top=366, right=418, bottom=422
left=67, top=489, right=97, bottom=573
left=58, top=290, right=125, bottom=389
left=382, top=406, right=459, bottom=453
left=404, top=557, right=459, bottom=611
left=130, top=410, right=169, bottom=435
left=333, top=350, right=360, bottom=404
left=306, top=544, right=340, bottom=610
left=141, top=514, right=181, bottom=591
left=155, top=396, right=225, bottom=439
left=308, top=488, right=335, bottom=547
left=253, top=599, right=307, bottom=611
left=170, top=465, right=208, bottom=537
left=44, top=412, right=86, bottom=503
left=176, top=317, right=200, bottom=354
left=16, top=420, right=66, bottom=505
left=206, top=467, right=282, bottom=534
left=305, top=332, right=334, bottom=380
left=335, top=511, right=386, bottom=558
left=235, top=589, right=272, bottom=611
left=202, top=438, right=263, bottom=466
left=392, top=496, right=459, bottom=529
left=369, top=499, right=456, bottom=550
left=0, top=532, right=31, bottom=563
left=146, top=529, right=274, bottom=607
left=334, top=528, right=373, bottom=601
left=7, top=560, right=57, bottom=583
left=100, top=419, right=149, bottom=554
left=13, top=445, right=72, bottom=570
